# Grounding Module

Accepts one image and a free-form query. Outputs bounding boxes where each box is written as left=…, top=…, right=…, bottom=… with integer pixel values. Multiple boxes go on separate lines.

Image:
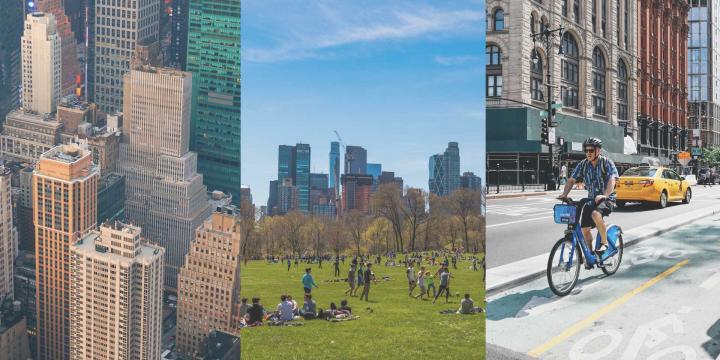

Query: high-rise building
left=69, top=223, right=164, bottom=360
left=310, top=173, right=329, bottom=191
left=345, top=146, right=367, bottom=175
left=33, top=144, right=99, bottom=360
left=91, top=0, right=161, bottom=113
left=170, top=0, right=189, bottom=70
left=187, top=0, right=241, bottom=202
left=637, top=0, right=689, bottom=157
left=341, top=174, right=373, bottom=214
left=267, top=179, right=279, bottom=215
left=34, top=0, right=82, bottom=97
left=275, top=144, right=310, bottom=213
left=240, top=186, right=253, bottom=207
left=278, top=145, right=296, bottom=182
left=97, top=173, right=125, bottom=224
left=366, top=163, right=382, bottom=192
left=63, top=0, right=85, bottom=43
left=329, top=141, right=340, bottom=197
left=0, top=109, right=63, bottom=163
left=176, top=208, right=242, bottom=357
left=0, top=167, right=15, bottom=300
left=429, top=154, right=446, bottom=196
left=0, top=0, right=23, bottom=123
left=688, top=0, right=720, bottom=147
left=277, top=178, right=298, bottom=215
left=22, top=12, right=61, bottom=115
left=119, top=65, right=211, bottom=289
left=379, top=171, right=404, bottom=192
left=444, top=142, right=460, bottom=193
left=461, top=171, right=482, bottom=190
left=0, top=300, right=31, bottom=360
left=13, top=167, right=34, bottom=251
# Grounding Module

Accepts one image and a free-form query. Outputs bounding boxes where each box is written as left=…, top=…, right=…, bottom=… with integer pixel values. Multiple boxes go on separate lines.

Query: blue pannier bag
left=553, top=204, right=576, bottom=224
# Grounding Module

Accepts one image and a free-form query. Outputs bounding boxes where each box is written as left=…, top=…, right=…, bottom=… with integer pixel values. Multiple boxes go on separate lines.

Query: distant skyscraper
left=22, top=12, right=61, bottom=115
left=70, top=223, right=164, bottom=360
left=429, top=143, right=460, bottom=196
left=329, top=141, right=340, bottom=196
left=345, top=146, right=367, bottom=175
left=35, top=0, right=81, bottom=97
left=91, top=0, right=160, bottom=112
left=0, top=0, right=23, bottom=122
left=444, top=142, right=460, bottom=193
left=461, top=171, right=482, bottom=190
left=278, top=145, right=295, bottom=182
left=310, top=173, right=329, bottom=190
left=240, top=186, right=253, bottom=206
left=34, top=144, right=99, bottom=360
left=187, top=0, right=241, bottom=202
left=119, top=65, right=211, bottom=289
left=295, top=143, right=310, bottom=212
left=170, top=0, right=189, bottom=70
left=366, top=163, right=382, bottom=192
left=277, top=178, right=298, bottom=215
left=0, top=167, right=15, bottom=300
left=267, top=179, right=278, bottom=215
left=429, top=154, right=446, bottom=196
left=341, top=174, right=373, bottom=214
left=177, top=208, right=243, bottom=357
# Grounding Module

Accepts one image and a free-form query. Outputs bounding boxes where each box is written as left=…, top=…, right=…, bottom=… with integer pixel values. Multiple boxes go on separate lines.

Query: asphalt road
left=487, top=186, right=720, bottom=268
left=487, top=214, right=720, bottom=359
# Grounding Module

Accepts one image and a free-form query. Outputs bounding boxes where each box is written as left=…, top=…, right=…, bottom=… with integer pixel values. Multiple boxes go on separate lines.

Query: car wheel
left=682, top=188, right=692, bottom=204
left=658, top=191, right=668, bottom=209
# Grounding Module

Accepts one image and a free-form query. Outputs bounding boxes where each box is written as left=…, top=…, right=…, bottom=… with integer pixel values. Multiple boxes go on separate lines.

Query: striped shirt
left=570, top=155, right=619, bottom=201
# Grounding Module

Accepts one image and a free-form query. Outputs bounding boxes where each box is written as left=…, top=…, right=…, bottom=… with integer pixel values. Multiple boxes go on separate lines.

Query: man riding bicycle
left=557, top=137, right=619, bottom=260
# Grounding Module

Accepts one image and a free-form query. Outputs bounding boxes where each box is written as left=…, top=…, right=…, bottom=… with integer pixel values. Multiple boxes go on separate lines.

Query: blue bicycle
left=547, top=197, right=624, bottom=296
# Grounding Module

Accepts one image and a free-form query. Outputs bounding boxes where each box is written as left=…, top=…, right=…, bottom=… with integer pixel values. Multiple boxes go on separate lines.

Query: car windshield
left=622, top=168, right=657, bottom=177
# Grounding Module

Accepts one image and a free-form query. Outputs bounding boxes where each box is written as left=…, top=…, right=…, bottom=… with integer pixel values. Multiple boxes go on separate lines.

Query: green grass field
left=240, top=256, right=485, bottom=359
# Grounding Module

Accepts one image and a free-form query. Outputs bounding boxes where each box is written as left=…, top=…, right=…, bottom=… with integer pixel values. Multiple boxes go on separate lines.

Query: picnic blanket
left=327, top=315, right=359, bottom=322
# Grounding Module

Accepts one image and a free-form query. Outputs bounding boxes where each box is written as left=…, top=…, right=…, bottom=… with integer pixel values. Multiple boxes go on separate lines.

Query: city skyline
left=243, top=1, right=486, bottom=205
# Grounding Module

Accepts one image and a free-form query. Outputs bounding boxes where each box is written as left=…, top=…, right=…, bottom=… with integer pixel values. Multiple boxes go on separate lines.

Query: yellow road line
left=527, top=259, right=689, bottom=357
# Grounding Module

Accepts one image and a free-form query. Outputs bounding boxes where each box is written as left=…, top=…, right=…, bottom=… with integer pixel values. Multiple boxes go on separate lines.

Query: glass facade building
left=187, top=0, right=242, bottom=202
left=688, top=0, right=720, bottom=147
left=329, top=141, right=340, bottom=193
left=0, top=0, right=23, bottom=123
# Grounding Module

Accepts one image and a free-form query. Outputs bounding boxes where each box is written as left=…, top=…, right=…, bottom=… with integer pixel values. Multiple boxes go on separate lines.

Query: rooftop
left=200, top=331, right=240, bottom=360
left=0, top=299, right=26, bottom=335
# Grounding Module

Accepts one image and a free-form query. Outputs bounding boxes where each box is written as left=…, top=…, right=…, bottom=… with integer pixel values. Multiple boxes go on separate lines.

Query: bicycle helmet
left=582, top=137, right=603, bottom=148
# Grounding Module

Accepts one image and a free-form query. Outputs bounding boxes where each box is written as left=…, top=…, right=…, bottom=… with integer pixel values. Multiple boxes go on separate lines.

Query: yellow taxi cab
left=615, top=166, right=691, bottom=208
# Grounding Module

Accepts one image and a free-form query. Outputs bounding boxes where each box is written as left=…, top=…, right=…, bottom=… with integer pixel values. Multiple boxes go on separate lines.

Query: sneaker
left=596, top=244, right=608, bottom=254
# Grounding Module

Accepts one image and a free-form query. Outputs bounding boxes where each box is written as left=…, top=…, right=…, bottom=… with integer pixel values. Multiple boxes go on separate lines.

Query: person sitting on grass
left=339, top=299, right=352, bottom=314
left=239, top=298, right=249, bottom=319
left=287, top=295, right=299, bottom=315
left=299, top=294, right=317, bottom=320
left=302, top=268, right=318, bottom=294
left=458, top=294, right=481, bottom=314
left=276, top=295, right=295, bottom=322
left=245, top=297, right=265, bottom=326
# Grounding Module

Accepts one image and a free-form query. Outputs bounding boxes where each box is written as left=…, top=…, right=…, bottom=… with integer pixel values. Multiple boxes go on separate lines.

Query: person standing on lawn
left=302, top=268, right=318, bottom=294
left=433, top=267, right=453, bottom=304
left=344, top=264, right=357, bottom=296
left=359, top=263, right=376, bottom=301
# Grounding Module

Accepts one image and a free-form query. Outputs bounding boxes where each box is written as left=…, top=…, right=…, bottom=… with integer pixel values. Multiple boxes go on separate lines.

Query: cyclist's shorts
left=579, top=200, right=614, bottom=228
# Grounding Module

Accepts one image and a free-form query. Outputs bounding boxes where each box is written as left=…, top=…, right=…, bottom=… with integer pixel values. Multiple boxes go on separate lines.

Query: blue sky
left=242, top=0, right=486, bottom=205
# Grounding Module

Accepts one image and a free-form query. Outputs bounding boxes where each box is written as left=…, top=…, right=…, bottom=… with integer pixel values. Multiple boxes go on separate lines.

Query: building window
left=574, top=0, right=580, bottom=23
left=531, top=50, right=544, bottom=101
left=592, top=0, right=597, bottom=33
left=616, top=0, right=621, bottom=45
left=486, top=45, right=502, bottom=65
left=561, top=33, right=579, bottom=108
left=592, top=47, right=607, bottom=116
left=494, top=9, right=505, bottom=31
left=602, top=0, right=607, bottom=37
left=562, top=0, right=568, bottom=17
left=530, top=13, right=535, bottom=34
left=617, top=59, right=628, bottom=121
left=624, top=0, right=629, bottom=49
left=487, top=75, right=503, bottom=97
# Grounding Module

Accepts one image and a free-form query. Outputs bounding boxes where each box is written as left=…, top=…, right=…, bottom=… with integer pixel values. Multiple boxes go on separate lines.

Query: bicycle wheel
left=601, top=234, right=624, bottom=276
left=547, top=236, right=581, bottom=297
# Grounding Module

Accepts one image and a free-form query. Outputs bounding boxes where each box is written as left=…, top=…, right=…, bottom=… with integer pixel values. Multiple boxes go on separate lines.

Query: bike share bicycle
left=547, top=197, right=624, bottom=296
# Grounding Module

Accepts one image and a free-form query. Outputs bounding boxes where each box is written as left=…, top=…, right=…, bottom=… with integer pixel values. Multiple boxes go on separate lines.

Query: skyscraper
left=34, top=0, right=82, bottom=97
left=329, top=141, right=340, bottom=196
left=295, top=143, right=310, bottom=212
left=22, top=12, right=61, bottom=115
left=70, top=223, right=164, bottom=360
left=119, top=65, right=211, bottom=289
left=170, top=0, right=189, bottom=70
left=176, top=208, right=243, bottom=357
left=461, top=171, right=482, bottom=190
left=366, top=163, right=382, bottom=192
left=429, top=154, right=446, bottom=196
left=444, top=142, right=460, bottom=194
left=345, top=146, right=367, bottom=175
left=0, top=167, right=15, bottom=301
left=278, top=145, right=296, bottom=182
left=34, top=144, right=99, bottom=360
left=91, top=0, right=161, bottom=112
left=341, top=174, right=373, bottom=214
left=187, top=0, right=241, bottom=201
left=0, top=0, right=23, bottom=123
left=688, top=0, right=720, bottom=147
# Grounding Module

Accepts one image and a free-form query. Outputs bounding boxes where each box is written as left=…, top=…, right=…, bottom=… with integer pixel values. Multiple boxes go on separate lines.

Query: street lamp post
left=531, top=23, right=565, bottom=190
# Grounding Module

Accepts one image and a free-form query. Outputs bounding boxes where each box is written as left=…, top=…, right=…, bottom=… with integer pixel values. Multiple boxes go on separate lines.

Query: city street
left=487, top=213, right=720, bottom=359
left=487, top=186, right=720, bottom=268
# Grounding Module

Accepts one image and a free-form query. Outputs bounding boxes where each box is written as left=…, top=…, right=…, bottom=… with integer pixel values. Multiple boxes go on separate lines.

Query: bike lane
left=487, top=214, right=720, bottom=359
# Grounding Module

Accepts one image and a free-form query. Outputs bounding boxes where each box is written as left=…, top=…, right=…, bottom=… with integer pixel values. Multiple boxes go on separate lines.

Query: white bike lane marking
left=700, top=269, right=720, bottom=289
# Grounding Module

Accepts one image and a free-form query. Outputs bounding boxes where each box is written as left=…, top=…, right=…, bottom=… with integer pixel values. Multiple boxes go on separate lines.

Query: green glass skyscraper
left=187, top=0, right=242, bottom=202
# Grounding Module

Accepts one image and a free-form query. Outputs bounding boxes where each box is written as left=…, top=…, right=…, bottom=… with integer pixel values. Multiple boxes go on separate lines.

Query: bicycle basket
left=553, top=204, right=577, bottom=224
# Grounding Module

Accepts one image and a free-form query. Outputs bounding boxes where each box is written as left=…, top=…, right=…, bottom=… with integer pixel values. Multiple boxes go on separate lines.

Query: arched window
left=617, top=59, right=628, bottom=121
left=592, top=47, right=607, bottom=115
left=530, top=13, right=535, bottom=34
left=561, top=33, right=579, bottom=108
left=494, top=9, right=505, bottom=31
left=486, top=45, right=502, bottom=65
left=530, top=50, right=544, bottom=101
left=486, top=45, right=503, bottom=98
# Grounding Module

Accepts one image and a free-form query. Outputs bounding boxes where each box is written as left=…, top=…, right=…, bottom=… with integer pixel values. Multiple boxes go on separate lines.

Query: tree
left=448, top=189, right=483, bottom=253
left=304, top=216, right=327, bottom=257
left=344, top=210, right=369, bottom=256
left=402, top=188, right=426, bottom=252
left=365, top=217, right=390, bottom=254
left=326, top=220, right=347, bottom=257
left=372, top=183, right=406, bottom=252
left=279, top=212, right=307, bottom=257
left=239, top=200, right=256, bottom=264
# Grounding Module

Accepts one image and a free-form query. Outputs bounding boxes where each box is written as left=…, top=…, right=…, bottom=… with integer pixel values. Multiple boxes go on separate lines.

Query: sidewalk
left=486, top=204, right=720, bottom=296
left=486, top=186, right=586, bottom=200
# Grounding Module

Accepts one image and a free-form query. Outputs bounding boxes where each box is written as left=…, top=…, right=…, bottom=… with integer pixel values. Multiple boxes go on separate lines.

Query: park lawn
left=240, top=256, right=485, bottom=360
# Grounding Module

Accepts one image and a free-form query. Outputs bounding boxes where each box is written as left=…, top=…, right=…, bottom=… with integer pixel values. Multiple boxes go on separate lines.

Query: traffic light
left=541, top=117, right=549, bottom=144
